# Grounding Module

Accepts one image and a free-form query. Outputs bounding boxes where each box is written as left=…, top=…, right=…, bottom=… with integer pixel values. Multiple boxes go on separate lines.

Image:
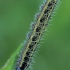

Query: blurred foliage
left=0, top=0, right=70, bottom=70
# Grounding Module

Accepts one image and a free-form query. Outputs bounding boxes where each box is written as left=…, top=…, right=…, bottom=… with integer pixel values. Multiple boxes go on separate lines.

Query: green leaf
left=0, top=44, right=23, bottom=70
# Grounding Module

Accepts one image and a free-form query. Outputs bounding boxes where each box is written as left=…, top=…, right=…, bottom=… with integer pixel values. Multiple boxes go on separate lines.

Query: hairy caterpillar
left=14, top=0, right=58, bottom=70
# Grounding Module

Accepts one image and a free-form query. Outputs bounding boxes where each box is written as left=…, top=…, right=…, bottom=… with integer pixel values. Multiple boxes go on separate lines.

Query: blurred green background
left=0, top=0, right=70, bottom=70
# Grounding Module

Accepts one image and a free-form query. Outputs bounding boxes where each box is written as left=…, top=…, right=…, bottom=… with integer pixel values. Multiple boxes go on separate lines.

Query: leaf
left=0, top=44, right=23, bottom=70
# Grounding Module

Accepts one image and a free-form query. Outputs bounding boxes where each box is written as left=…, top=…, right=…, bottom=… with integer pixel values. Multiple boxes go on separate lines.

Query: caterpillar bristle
left=30, top=22, right=36, bottom=30
left=35, top=13, right=40, bottom=21
left=27, top=32, right=32, bottom=39
left=40, top=4, right=45, bottom=11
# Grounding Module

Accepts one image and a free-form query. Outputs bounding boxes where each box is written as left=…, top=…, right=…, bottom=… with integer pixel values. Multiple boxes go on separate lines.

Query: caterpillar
left=14, top=0, right=58, bottom=70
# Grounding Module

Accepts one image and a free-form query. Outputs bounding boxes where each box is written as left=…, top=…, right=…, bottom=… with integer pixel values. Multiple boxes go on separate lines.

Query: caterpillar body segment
left=14, top=0, right=58, bottom=70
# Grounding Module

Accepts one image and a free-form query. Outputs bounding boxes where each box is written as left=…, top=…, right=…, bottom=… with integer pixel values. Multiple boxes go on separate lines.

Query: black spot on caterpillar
left=32, top=33, right=41, bottom=41
left=20, top=62, right=27, bottom=70
left=13, top=0, right=58, bottom=70
left=40, top=16, right=46, bottom=23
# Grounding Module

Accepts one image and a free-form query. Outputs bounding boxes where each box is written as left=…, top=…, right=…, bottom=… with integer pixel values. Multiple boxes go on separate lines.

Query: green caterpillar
left=14, top=0, right=58, bottom=70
